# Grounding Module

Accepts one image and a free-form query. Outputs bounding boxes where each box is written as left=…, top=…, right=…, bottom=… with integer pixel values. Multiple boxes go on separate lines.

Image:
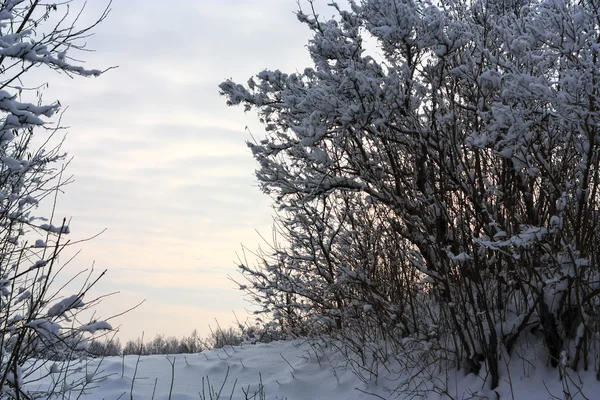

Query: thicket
left=221, top=0, right=600, bottom=395
left=89, top=323, right=283, bottom=357
left=0, top=1, right=114, bottom=398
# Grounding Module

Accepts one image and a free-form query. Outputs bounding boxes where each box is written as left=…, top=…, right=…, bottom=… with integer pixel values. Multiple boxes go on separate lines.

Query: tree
left=123, top=338, right=143, bottom=356
left=180, top=329, right=202, bottom=353
left=88, top=337, right=122, bottom=357
left=222, top=0, right=600, bottom=392
left=0, top=1, right=113, bottom=398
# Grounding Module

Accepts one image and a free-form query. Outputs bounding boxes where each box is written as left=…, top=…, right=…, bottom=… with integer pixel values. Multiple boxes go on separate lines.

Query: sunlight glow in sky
left=36, top=0, right=334, bottom=340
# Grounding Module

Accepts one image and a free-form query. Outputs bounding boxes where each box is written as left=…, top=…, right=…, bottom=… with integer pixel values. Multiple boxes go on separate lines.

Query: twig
left=130, top=332, right=144, bottom=400
left=280, top=353, right=296, bottom=371
left=167, top=356, right=176, bottom=400
left=151, top=377, right=158, bottom=400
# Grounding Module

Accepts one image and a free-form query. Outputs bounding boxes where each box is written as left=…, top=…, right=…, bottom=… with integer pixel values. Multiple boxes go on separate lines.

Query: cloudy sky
left=31, top=0, right=338, bottom=341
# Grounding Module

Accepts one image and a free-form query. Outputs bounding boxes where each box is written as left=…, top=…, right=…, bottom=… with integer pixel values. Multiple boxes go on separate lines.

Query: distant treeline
left=88, top=324, right=280, bottom=357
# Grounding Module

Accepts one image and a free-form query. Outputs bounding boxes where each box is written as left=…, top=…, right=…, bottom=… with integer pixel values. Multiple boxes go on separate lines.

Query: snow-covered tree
left=0, top=1, right=113, bottom=398
left=222, top=0, right=600, bottom=391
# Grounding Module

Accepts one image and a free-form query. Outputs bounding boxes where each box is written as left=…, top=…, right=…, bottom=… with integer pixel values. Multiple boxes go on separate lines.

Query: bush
left=221, top=0, right=600, bottom=393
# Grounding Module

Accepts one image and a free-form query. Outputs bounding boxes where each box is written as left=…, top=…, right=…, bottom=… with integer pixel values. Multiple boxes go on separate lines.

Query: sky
left=28, top=0, right=338, bottom=341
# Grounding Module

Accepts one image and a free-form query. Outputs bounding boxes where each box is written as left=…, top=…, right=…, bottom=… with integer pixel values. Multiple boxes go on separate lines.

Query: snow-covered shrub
left=222, top=0, right=600, bottom=393
left=0, top=1, right=113, bottom=398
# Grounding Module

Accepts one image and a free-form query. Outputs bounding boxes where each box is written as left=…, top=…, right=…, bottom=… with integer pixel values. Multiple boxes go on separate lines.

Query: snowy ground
left=27, top=339, right=600, bottom=399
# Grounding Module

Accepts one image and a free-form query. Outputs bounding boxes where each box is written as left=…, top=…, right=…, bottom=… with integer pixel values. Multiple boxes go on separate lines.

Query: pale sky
left=32, top=0, right=336, bottom=341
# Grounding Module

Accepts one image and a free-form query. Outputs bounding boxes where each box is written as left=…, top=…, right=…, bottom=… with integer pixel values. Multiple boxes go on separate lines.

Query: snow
left=25, top=339, right=600, bottom=399
left=0, top=155, right=27, bottom=172
left=47, top=294, right=85, bottom=317
left=29, top=259, right=48, bottom=270
left=25, top=319, right=60, bottom=338
left=39, top=223, right=70, bottom=234
left=18, top=195, right=38, bottom=207
left=450, top=252, right=472, bottom=262
left=79, top=321, right=112, bottom=334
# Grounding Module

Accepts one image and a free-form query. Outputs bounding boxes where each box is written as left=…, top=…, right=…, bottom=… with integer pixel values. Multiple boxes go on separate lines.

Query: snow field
left=29, top=339, right=600, bottom=399
left=31, top=340, right=380, bottom=399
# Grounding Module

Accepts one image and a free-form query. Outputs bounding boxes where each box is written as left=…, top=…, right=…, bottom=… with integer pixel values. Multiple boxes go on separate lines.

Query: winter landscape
left=2, top=0, right=600, bottom=399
